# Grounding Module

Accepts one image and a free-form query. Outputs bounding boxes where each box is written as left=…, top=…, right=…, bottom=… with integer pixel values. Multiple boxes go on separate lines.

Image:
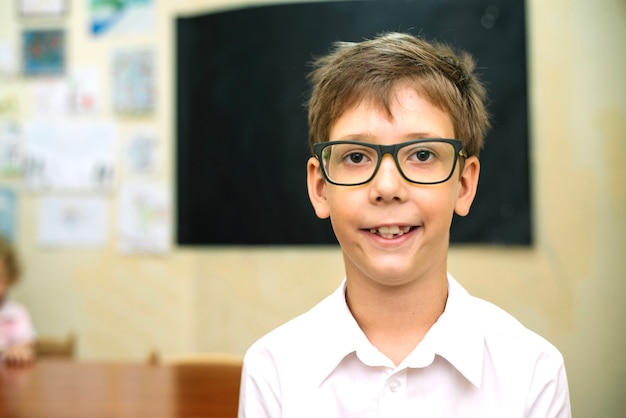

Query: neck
left=345, top=272, right=448, bottom=365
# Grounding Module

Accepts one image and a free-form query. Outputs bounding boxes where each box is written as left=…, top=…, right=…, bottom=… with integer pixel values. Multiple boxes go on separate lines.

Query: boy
left=238, top=32, right=571, bottom=417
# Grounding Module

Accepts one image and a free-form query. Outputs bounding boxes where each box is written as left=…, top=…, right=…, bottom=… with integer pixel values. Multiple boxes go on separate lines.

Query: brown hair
left=0, top=235, right=21, bottom=286
left=307, top=32, right=490, bottom=157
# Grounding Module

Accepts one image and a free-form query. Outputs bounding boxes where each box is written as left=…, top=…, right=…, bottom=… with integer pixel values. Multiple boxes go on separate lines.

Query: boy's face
left=307, top=82, right=479, bottom=287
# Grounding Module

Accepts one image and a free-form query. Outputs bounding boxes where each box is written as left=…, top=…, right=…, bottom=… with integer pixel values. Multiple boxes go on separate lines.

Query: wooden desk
left=0, top=359, right=242, bottom=418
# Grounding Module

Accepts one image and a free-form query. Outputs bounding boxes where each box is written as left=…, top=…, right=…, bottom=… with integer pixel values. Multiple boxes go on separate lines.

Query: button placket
left=388, top=378, right=402, bottom=393
left=377, top=370, right=408, bottom=418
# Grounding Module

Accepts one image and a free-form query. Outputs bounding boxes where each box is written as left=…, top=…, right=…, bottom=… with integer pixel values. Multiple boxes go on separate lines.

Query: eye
left=415, top=150, right=433, bottom=162
left=346, top=152, right=366, bottom=164
left=340, top=146, right=374, bottom=165
left=402, top=143, right=441, bottom=165
left=326, top=143, right=376, bottom=167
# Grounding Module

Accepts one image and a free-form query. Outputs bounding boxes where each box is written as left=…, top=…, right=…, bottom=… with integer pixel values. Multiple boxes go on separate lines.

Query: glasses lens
left=320, top=143, right=378, bottom=185
left=319, top=140, right=458, bottom=185
left=397, top=140, right=457, bottom=184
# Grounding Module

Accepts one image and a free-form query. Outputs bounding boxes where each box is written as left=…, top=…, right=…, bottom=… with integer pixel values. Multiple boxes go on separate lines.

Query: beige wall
left=1, top=0, right=625, bottom=416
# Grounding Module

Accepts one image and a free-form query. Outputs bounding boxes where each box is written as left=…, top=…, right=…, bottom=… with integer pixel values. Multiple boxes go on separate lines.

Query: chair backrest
left=163, top=352, right=243, bottom=366
left=35, top=333, right=75, bottom=359
left=164, top=352, right=244, bottom=417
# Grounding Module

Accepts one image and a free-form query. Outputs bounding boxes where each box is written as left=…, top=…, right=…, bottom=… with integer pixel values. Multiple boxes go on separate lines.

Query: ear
left=454, top=156, right=480, bottom=217
left=307, top=157, right=330, bottom=219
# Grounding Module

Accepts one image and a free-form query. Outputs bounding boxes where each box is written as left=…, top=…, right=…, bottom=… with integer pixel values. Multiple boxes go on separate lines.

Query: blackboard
left=176, top=0, right=530, bottom=246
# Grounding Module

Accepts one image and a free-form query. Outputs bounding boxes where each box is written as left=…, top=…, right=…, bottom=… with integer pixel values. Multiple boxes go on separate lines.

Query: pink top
left=0, top=300, right=36, bottom=351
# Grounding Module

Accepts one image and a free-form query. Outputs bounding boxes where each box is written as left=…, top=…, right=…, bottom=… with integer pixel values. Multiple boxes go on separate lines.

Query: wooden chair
left=163, top=352, right=243, bottom=417
left=35, top=333, right=76, bottom=359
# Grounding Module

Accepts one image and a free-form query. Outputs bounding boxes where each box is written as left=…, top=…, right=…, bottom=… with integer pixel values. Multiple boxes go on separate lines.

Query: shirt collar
left=404, top=273, right=485, bottom=387
left=310, top=280, right=371, bottom=385
left=311, top=275, right=485, bottom=388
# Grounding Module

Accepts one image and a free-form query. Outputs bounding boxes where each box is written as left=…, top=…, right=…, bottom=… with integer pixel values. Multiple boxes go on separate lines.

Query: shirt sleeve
left=238, top=347, right=282, bottom=418
left=525, top=352, right=572, bottom=418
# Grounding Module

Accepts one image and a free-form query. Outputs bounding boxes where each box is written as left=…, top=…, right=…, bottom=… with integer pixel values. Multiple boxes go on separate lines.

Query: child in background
left=238, top=32, right=571, bottom=417
left=0, top=235, right=36, bottom=366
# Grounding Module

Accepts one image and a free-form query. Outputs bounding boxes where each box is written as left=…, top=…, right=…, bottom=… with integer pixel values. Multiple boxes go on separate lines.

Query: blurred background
left=0, top=0, right=624, bottom=416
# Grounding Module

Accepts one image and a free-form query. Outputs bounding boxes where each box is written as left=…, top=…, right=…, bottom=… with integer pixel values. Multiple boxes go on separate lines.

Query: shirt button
left=389, top=379, right=401, bottom=392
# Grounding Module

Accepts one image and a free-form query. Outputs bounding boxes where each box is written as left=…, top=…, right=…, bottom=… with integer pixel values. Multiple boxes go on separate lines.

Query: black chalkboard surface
left=176, top=0, right=530, bottom=246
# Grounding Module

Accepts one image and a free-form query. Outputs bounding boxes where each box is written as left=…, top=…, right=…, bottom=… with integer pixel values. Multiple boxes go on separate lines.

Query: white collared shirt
left=238, top=274, right=571, bottom=418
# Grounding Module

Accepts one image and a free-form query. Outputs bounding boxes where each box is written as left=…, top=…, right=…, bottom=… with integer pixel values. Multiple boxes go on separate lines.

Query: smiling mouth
left=368, top=225, right=414, bottom=239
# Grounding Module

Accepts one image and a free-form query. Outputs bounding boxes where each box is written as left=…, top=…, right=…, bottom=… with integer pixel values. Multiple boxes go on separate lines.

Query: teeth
left=369, top=226, right=411, bottom=238
left=380, top=226, right=400, bottom=235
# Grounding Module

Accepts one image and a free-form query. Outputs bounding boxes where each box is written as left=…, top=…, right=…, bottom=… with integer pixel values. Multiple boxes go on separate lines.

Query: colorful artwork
left=123, top=127, right=158, bottom=175
left=89, top=0, right=154, bottom=37
left=22, top=30, right=65, bottom=76
left=118, top=181, right=170, bottom=254
left=112, top=48, right=156, bottom=114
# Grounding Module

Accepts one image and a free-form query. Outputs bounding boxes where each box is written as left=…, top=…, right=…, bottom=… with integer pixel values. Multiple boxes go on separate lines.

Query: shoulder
left=447, top=275, right=565, bottom=380
left=448, top=275, right=562, bottom=360
left=246, top=290, right=335, bottom=359
left=449, top=280, right=571, bottom=415
left=460, top=289, right=567, bottom=394
left=243, top=282, right=349, bottom=380
left=239, top=293, right=341, bottom=418
left=0, top=300, right=29, bottom=317
left=471, top=295, right=562, bottom=358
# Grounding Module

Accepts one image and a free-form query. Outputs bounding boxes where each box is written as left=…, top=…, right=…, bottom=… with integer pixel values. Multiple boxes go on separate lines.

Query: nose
left=369, top=154, right=408, bottom=203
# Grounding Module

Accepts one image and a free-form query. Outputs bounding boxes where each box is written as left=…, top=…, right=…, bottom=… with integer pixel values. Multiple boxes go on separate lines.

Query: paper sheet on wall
left=31, top=80, right=69, bottom=116
left=23, top=120, right=116, bottom=191
left=0, top=188, right=17, bottom=241
left=30, top=68, right=101, bottom=116
left=112, top=48, right=156, bottom=115
left=19, top=0, right=67, bottom=15
left=0, top=41, right=18, bottom=76
left=123, top=126, right=158, bottom=176
left=90, top=0, right=155, bottom=37
left=22, top=29, right=65, bottom=77
left=38, top=195, right=108, bottom=248
left=68, top=67, right=100, bottom=114
left=0, top=92, right=19, bottom=117
left=118, top=181, right=170, bottom=254
left=0, top=120, right=22, bottom=178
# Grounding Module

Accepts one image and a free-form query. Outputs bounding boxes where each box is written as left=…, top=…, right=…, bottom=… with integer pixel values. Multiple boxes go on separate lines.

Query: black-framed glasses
left=313, top=138, right=466, bottom=186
